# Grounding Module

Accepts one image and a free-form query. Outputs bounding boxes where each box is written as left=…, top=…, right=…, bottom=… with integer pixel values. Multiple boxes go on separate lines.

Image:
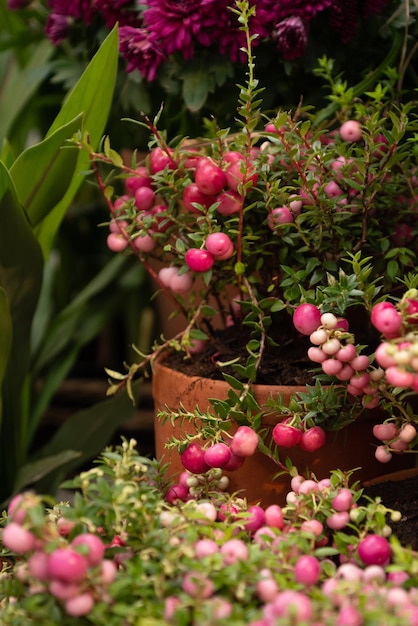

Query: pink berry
left=332, top=488, right=353, bottom=512
left=220, top=538, right=249, bottom=565
left=65, top=591, right=95, bottom=617
left=299, top=427, right=326, bottom=452
left=222, top=451, right=246, bottom=471
left=358, top=534, right=391, bottom=566
left=321, top=358, right=343, bottom=376
left=272, top=423, right=302, bottom=448
left=47, top=548, right=88, bottom=583
left=375, top=445, right=392, bottom=463
left=72, top=533, right=105, bottom=566
left=205, top=232, right=234, bottom=260
left=244, top=506, right=266, bottom=533
left=230, top=425, right=259, bottom=457
left=182, top=571, right=214, bottom=598
left=372, top=422, right=397, bottom=441
left=398, top=424, right=417, bottom=443
left=340, top=120, right=362, bottom=142
left=264, top=505, right=284, bottom=529
left=267, top=207, right=294, bottom=228
left=2, top=522, right=35, bottom=554
left=182, top=182, right=214, bottom=213
left=256, top=577, right=279, bottom=602
left=185, top=248, right=214, bottom=272
left=293, top=304, right=321, bottom=335
left=107, top=232, right=128, bottom=252
left=134, top=186, right=155, bottom=211
left=307, top=346, right=327, bottom=363
left=133, top=232, right=156, bottom=252
left=204, top=442, right=231, bottom=468
left=215, top=190, right=243, bottom=215
left=336, top=344, right=357, bottom=363
left=326, top=511, right=350, bottom=530
left=28, top=551, right=50, bottom=581
left=195, top=158, right=227, bottom=195
left=294, top=555, right=320, bottom=586
left=194, top=538, right=219, bottom=559
left=386, top=365, right=414, bottom=388
left=49, top=579, right=80, bottom=600
left=225, top=159, right=258, bottom=192
left=149, top=146, right=176, bottom=174
left=181, top=443, right=210, bottom=474
left=371, top=302, right=402, bottom=338
left=125, top=166, right=152, bottom=195
left=169, top=270, right=193, bottom=294
left=165, top=483, right=189, bottom=504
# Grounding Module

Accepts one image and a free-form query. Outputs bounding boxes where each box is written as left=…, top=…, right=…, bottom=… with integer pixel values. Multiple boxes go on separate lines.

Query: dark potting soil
left=165, top=324, right=316, bottom=385
left=361, top=474, right=418, bottom=552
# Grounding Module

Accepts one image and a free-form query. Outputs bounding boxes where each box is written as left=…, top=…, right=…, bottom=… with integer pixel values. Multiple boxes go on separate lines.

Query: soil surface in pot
left=165, top=324, right=316, bottom=385
left=164, top=310, right=379, bottom=385
left=362, top=474, right=418, bottom=551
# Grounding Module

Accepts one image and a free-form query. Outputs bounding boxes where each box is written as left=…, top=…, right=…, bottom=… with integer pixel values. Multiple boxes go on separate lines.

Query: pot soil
left=362, top=468, right=418, bottom=551
left=152, top=332, right=415, bottom=506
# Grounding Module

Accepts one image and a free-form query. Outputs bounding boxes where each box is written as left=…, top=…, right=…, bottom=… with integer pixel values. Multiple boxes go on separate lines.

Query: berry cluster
left=372, top=292, right=418, bottom=392
left=167, top=425, right=259, bottom=501
left=2, top=493, right=117, bottom=617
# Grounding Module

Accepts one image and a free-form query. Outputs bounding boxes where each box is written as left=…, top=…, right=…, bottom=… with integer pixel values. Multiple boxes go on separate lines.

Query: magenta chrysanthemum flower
left=255, top=0, right=333, bottom=25
left=363, top=0, right=392, bottom=18
left=47, top=0, right=93, bottom=22
left=119, top=26, right=167, bottom=80
left=275, top=16, right=308, bottom=61
left=143, top=0, right=224, bottom=60
left=45, top=12, right=71, bottom=44
left=94, top=0, right=139, bottom=28
left=328, top=0, right=359, bottom=44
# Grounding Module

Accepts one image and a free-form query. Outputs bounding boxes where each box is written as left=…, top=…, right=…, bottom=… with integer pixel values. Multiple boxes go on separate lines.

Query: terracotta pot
left=152, top=360, right=416, bottom=506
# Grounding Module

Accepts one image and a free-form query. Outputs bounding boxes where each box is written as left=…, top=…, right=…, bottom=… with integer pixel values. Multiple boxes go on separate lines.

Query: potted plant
left=2, top=437, right=418, bottom=624
left=71, top=0, right=418, bottom=505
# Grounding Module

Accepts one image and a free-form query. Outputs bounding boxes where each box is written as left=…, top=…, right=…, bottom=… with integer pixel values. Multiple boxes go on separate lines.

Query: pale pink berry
left=205, top=232, right=234, bottom=260
left=65, top=591, right=95, bottom=617
left=385, top=366, right=414, bottom=388
left=2, top=522, right=35, bottom=554
left=204, top=442, right=232, bottom=469
left=215, top=190, right=243, bottom=215
left=398, top=424, right=417, bottom=443
left=107, top=232, right=128, bottom=252
left=182, top=571, right=214, bottom=598
left=169, top=271, right=193, bottom=294
left=340, top=120, right=362, bottom=142
left=134, top=232, right=156, bottom=252
left=72, top=533, right=105, bottom=566
left=230, top=425, right=259, bottom=457
left=375, top=445, right=392, bottom=463
left=220, top=539, right=249, bottom=565
left=267, top=207, right=294, bottom=228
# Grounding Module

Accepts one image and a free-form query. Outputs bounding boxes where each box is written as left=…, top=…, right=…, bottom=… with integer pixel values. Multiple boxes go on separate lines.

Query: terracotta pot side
left=152, top=360, right=416, bottom=506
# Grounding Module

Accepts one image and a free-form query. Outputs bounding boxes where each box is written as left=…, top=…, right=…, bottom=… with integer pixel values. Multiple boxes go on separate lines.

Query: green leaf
left=0, top=162, right=44, bottom=498
left=33, top=381, right=142, bottom=493
left=0, top=286, right=12, bottom=428
left=35, top=25, right=119, bottom=257
left=9, top=115, right=82, bottom=227
left=0, top=40, right=54, bottom=144
left=11, top=450, right=81, bottom=497
left=182, top=66, right=213, bottom=112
